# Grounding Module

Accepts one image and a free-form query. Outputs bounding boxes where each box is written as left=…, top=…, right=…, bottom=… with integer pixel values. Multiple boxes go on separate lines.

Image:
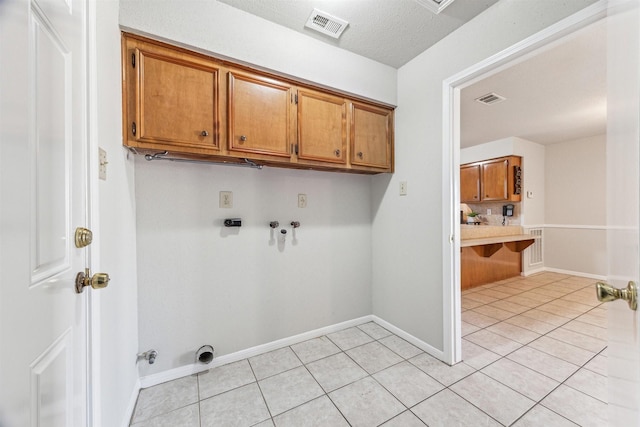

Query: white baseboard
left=542, top=267, right=606, bottom=281
left=138, top=314, right=445, bottom=389
left=371, top=315, right=444, bottom=361
left=523, top=266, right=545, bottom=276
left=121, top=377, right=141, bottom=427
left=139, top=315, right=374, bottom=389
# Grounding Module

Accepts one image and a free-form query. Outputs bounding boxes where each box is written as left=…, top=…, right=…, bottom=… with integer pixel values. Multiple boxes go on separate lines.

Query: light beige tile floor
left=130, top=273, right=607, bottom=426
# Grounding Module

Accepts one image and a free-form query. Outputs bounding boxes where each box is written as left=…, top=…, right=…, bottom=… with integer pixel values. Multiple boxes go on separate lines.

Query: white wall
left=372, top=0, right=598, bottom=352
left=135, top=162, right=372, bottom=374
left=120, top=0, right=393, bottom=377
left=544, top=134, right=606, bottom=276
left=119, top=0, right=397, bottom=105
left=94, top=1, right=140, bottom=426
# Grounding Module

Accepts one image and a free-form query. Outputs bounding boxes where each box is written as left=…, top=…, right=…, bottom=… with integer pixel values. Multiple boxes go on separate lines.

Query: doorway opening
left=441, top=2, right=608, bottom=365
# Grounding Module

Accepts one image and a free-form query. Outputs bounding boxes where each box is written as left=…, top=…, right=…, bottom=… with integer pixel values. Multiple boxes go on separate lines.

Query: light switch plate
left=298, top=194, right=307, bottom=208
left=399, top=181, right=407, bottom=196
left=219, top=191, right=233, bottom=208
left=99, top=147, right=107, bottom=181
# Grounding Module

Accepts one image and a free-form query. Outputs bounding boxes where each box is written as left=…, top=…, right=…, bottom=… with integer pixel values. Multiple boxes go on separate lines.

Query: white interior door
left=605, top=1, right=640, bottom=425
left=0, top=0, right=90, bottom=425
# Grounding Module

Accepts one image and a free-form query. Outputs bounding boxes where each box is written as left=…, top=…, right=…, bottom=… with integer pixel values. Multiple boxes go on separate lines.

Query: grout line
left=460, top=274, right=607, bottom=425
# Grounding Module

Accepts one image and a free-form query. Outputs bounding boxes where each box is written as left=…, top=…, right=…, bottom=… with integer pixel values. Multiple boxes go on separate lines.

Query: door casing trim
left=440, top=0, right=609, bottom=364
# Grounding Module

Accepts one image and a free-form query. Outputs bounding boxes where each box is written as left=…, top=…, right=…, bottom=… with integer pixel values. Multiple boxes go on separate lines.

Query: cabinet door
left=133, top=47, right=219, bottom=151
left=351, top=102, right=392, bottom=170
left=460, top=164, right=481, bottom=202
left=228, top=71, right=293, bottom=158
left=481, top=158, right=509, bottom=201
left=297, top=90, right=347, bottom=164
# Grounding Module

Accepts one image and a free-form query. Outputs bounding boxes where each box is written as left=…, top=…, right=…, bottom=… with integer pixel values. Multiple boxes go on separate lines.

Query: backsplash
left=461, top=202, right=521, bottom=226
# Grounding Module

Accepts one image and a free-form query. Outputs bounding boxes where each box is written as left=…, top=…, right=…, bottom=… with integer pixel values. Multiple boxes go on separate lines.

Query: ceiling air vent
left=414, top=0, right=457, bottom=15
left=475, top=92, right=506, bottom=106
left=305, top=9, right=349, bottom=39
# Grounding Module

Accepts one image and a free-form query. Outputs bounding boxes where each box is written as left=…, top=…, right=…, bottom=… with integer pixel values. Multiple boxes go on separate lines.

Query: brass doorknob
left=75, top=268, right=110, bottom=294
left=596, top=281, right=637, bottom=310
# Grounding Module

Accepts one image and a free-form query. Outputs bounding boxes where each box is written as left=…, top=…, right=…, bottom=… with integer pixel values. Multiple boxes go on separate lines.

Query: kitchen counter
left=460, top=224, right=523, bottom=240
left=460, top=225, right=538, bottom=290
left=461, top=233, right=539, bottom=248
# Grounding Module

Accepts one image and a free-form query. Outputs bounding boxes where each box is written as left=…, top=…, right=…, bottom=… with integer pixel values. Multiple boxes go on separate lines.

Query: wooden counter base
left=461, top=245, right=522, bottom=290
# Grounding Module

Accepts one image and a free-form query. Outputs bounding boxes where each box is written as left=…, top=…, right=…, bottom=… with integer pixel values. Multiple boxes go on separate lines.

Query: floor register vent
left=305, top=9, right=349, bottom=39
left=528, top=228, right=543, bottom=265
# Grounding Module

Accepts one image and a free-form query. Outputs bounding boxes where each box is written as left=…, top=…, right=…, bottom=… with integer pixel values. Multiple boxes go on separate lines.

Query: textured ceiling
left=217, top=0, right=499, bottom=68
left=461, top=19, right=606, bottom=147
left=215, top=0, right=604, bottom=147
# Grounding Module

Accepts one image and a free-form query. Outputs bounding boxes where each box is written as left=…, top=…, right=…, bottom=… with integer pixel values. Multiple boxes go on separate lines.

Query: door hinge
left=132, top=122, right=136, bottom=136
left=131, top=52, right=136, bottom=68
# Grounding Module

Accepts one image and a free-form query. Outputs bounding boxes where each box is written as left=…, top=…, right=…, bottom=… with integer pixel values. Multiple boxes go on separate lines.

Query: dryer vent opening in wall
left=305, top=9, right=349, bottom=39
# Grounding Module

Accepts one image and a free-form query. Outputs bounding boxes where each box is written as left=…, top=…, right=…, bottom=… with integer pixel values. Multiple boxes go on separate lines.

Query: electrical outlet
left=487, top=209, right=492, bottom=215
left=298, top=193, right=307, bottom=208
left=219, top=191, right=233, bottom=208
left=399, top=181, right=407, bottom=196
left=99, top=147, right=107, bottom=181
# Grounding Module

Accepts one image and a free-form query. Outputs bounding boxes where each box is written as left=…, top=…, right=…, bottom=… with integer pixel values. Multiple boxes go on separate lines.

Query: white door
left=604, top=1, right=640, bottom=424
left=0, top=0, right=90, bottom=425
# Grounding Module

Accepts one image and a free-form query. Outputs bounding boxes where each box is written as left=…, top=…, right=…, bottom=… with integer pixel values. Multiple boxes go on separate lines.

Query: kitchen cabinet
left=460, top=164, right=481, bottom=202
left=481, top=158, right=509, bottom=200
left=296, top=89, right=347, bottom=165
left=350, top=102, right=393, bottom=170
left=121, top=33, right=394, bottom=174
left=460, top=156, right=521, bottom=202
left=227, top=70, right=294, bottom=159
left=122, top=36, right=220, bottom=154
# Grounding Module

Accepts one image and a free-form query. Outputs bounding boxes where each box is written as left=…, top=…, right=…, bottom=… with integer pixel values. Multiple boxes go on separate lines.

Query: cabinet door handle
left=334, top=149, right=341, bottom=157
left=201, top=130, right=209, bottom=137
left=357, top=151, right=364, bottom=159
left=240, top=135, right=247, bottom=142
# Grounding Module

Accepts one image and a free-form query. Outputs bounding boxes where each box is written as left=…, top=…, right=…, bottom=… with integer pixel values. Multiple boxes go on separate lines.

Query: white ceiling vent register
left=305, top=9, right=349, bottom=39
left=414, top=0, right=457, bottom=15
left=475, top=92, right=507, bottom=106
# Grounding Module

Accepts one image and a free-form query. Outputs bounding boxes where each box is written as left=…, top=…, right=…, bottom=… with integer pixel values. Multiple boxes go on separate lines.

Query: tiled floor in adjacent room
left=130, top=273, right=607, bottom=426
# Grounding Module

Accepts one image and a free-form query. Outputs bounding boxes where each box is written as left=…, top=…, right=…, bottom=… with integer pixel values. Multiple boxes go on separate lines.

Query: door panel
left=228, top=71, right=292, bottom=157
left=350, top=102, right=392, bottom=169
left=137, top=49, right=219, bottom=149
left=0, top=0, right=88, bottom=424
left=606, top=2, right=640, bottom=425
left=481, top=159, right=508, bottom=201
left=31, top=7, right=72, bottom=285
left=460, top=164, right=480, bottom=202
left=297, top=89, right=346, bottom=164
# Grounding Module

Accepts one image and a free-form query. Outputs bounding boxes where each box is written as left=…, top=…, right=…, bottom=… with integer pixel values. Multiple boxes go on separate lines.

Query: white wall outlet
left=298, top=193, right=307, bottom=208
left=527, top=190, right=534, bottom=199
left=219, top=191, right=233, bottom=208
left=99, top=147, right=107, bottom=181
left=399, top=181, right=408, bottom=196
left=487, top=208, right=492, bottom=215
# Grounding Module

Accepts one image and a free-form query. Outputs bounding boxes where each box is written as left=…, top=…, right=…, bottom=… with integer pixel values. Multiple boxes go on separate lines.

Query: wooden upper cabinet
left=350, top=102, right=393, bottom=170
left=121, top=33, right=395, bottom=174
left=227, top=71, right=293, bottom=158
left=460, top=156, right=522, bottom=203
left=123, top=38, right=220, bottom=153
left=481, top=158, right=509, bottom=201
left=460, top=164, right=481, bottom=203
left=297, top=89, right=347, bottom=164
